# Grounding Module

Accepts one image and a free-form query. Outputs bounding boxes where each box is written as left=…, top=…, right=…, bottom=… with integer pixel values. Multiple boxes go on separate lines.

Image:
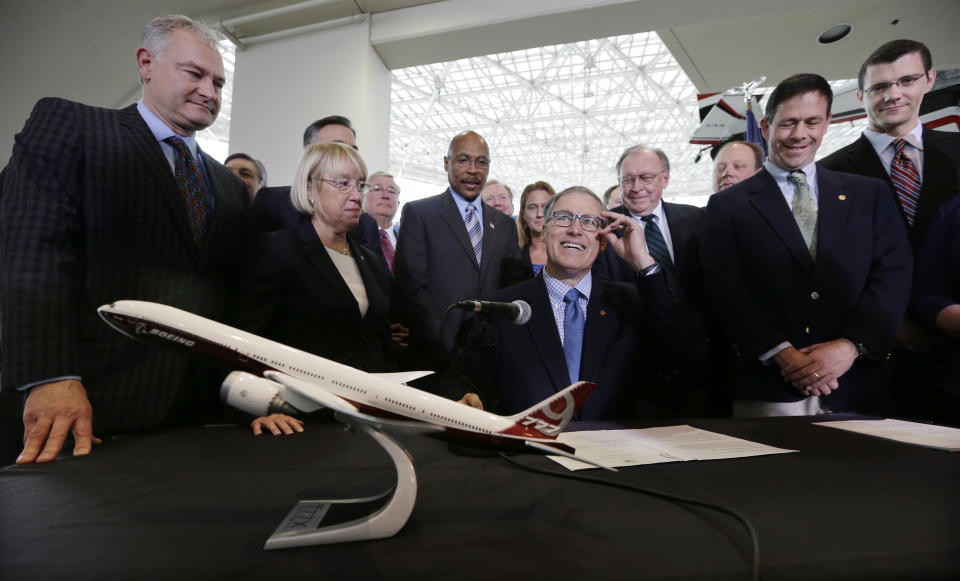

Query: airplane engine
left=221, top=371, right=299, bottom=416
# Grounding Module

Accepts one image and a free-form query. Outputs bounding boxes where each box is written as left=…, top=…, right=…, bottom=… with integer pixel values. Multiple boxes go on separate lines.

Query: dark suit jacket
left=819, top=129, right=960, bottom=252
left=233, top=220, right=396, bottom=372
left=0, top=98, right=250, bottom=433
left=251, top=185, right=391, bottom=275
left=701, top=165, right=913, bottom=412
left=593, top=202, right=704, bottom=300
left=480, top=273, right=707, bottom=420
left=393, top=189, right=529, bottom=369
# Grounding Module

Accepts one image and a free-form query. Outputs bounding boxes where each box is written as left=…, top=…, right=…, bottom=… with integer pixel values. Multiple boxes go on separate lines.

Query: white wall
left=228, top=18, right=391, bottom=187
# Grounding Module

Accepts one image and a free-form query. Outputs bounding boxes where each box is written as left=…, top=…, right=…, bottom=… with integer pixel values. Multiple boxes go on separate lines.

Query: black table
left=2, top=416, right=958, bottom=580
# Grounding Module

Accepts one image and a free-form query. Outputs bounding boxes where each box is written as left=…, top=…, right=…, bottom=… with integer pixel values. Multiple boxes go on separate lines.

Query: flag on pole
left=745, top=98, right=765, bottom=161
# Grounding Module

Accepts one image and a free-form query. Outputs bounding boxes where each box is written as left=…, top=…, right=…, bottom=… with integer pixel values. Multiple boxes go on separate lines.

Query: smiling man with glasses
left=821, top=38, right=960, bottom=424
left=453, top=186, right=707, bottom=419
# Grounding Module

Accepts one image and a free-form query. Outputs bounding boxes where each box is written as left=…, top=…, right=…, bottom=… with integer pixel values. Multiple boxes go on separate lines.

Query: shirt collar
left=137, top=101, right=199, bottom=159
left=542, top=268, right=592, bottom=304
left=764, top=159, right=817, bottom=184
left=448, top=186, right=483, bottom=217
left=626, top=199, right=665, bottom=223
left=863, top=121, right=924, bottom=154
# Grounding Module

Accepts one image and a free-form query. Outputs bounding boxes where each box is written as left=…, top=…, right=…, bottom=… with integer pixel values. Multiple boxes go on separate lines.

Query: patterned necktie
left=787, top=171, right=818, bottom=259
left=562, top=288, right=585, bottom=385
left=379, top=228, right=395, bottom=275
left=640, top=215, right=673, bottom=267
left=889, top=138, right=921, bottom=226
left=465, top=204, right=482, bottom=266
left=165, top=136, right=210, bottom=243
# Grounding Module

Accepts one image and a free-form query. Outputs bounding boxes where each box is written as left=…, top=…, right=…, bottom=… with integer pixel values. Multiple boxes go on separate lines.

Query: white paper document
left=814, top=418, right=960, bottom=452
left=549, top=425, right=797, bottom=471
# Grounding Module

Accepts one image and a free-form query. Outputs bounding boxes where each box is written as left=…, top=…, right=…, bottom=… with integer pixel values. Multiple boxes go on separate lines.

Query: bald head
left=444, top=131, right=491, bottom=201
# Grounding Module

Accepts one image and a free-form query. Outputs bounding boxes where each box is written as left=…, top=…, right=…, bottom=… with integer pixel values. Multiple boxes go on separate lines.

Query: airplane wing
left=524, top=441, right=617, bottom=472
left=263, top=370, right=444, bottom=435
left=370, top=370, right=435, bottom=384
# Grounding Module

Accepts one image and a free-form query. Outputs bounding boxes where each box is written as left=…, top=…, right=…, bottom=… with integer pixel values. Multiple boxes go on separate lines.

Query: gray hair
left=615, top=145, right=670, bottom=177
left=141, top=15, right=220, bottom=60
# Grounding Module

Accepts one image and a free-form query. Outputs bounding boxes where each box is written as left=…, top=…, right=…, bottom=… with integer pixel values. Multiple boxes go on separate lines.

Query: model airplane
left=97, top=300, right=604, bottom=466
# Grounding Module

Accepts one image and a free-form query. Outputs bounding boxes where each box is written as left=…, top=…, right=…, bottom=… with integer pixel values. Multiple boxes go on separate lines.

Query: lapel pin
left=838, top=194, right=847, bottom=201
left=600, top=310, right=606, bottom=317
left=489, top=223, right=495, bottom=229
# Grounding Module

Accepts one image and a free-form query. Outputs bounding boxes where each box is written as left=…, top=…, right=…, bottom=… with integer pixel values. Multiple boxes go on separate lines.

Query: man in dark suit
left=393, top=131, right=528, bottom=372
left=702, top=73, right=912, bottom=416
left=360, top=171, right=401, bottom=277
left=592, top=145, right=708, bottom=416
left=467, top=187, right=707, bottom=419
left=0, top=15, right=250, bottom=464
left=819, top=39, right=960, bottom=419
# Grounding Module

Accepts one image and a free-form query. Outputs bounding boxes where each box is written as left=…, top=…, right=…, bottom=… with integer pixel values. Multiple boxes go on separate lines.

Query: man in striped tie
left=363, top=171, right=401, bottom=276
left=393, top=131, right=527, bottom=378
left=820, top=39, right=960, bottom=422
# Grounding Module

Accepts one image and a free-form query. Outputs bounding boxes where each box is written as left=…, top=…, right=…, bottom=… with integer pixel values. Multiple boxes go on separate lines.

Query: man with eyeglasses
left=393, top=131, right=528, bottom=378
left=362, top=171, right=401, bottom=276
left=457, top=186, right=707, bottom=419
left=593, top=145, right=709, bottom=416
left=821, top=39, right=960, bottom=423
left=702, top=73, right=911, bottom=418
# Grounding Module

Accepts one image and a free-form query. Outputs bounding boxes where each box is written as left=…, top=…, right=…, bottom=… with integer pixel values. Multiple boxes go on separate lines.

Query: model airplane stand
left=264, top=424, right=417, bottom=550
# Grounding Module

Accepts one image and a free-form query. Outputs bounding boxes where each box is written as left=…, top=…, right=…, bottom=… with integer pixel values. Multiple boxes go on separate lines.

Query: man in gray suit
left=1, top=15, right=249, bottom=463
left=393, top=131, right=527, bottom=373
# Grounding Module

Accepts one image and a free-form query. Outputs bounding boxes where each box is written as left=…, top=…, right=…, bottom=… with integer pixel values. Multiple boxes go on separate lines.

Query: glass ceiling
left=389, top=31, right=866, bottom=208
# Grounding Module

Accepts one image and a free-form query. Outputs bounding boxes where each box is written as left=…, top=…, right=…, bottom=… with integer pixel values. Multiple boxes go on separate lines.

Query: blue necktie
left=563, top=288, right=584, bottom=385
left=465, top=204, right=482, bottom=266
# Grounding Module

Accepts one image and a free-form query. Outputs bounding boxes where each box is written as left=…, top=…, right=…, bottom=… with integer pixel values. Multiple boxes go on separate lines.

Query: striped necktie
left=465, top=204, right=482, bottom=266
left=787, top=170, right=818, bottom=259
left=165, top=136, right=210, bottom=244
left=640, top=215, right=672, bottom=267
left=379, top=228, right=395, bottom=275
left=890, top=139, right=921, bottom=226
left=562, top=288, right=585, bottom=385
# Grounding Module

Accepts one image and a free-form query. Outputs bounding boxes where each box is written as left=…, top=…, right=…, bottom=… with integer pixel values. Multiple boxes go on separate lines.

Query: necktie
left=640, top=215, right=673, bottom=267
left=562, top=288, right=585, bottom=385
left=165, top=136, right=210, bottom=243
left=889, top=139, right=921, bottom=226
left=379, top=228, right=395, bottom=275
left=465, top=204, right=482, bottom=266
left=787, top=171, right=818, bottom=259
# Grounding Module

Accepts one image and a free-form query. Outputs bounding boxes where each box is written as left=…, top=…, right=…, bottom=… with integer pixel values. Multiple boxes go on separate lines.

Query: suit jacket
left=481, top=272, right=708, bottom=420
left=819, top=129, right=960, bottom=252
left=701, top=165, right=913, bottom=412
left=233, top=220, right=396, bottom=372
left=393, top=189, right=529, bottom=369
left=593, top=202, right=705, bottom=300
left=0, top=98, right=250, bottom=433
left=251, top=186, right=391, bottom=275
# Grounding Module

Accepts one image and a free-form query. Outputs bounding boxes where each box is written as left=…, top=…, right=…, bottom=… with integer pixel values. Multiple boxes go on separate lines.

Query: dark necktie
left=640, top=215, right=673, bottom=267
left=563, top=288, right=585, bottom=385
left=379, top=228, right=395, bottom=275
left=890, top=139, right=921, bottom=226
left=165, top=136, right=210, bottom=243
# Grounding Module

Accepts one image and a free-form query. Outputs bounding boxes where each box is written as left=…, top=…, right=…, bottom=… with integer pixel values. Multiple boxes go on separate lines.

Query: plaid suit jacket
left=0, top=98, right=251, bottom=433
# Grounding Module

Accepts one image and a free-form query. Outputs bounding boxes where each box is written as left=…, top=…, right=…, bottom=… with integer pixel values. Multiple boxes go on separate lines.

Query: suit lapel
left=848, top=134, right=893, bottom=187
left=297, top=221, right=363, bottom=321
left=749, top=169, right=815, bottom=272
left=437, top=190, right=480, bottom=269
left=814, top=166, right=851, bottom=275
left=479, top=202, right=501, bottom=275
left=199, top=152, right=244, bottom=265
left=118, top=105, right=198, bottom=254
left=579, top=279, right=616, bottom=384
left=524, top=276, right=570, bottom=391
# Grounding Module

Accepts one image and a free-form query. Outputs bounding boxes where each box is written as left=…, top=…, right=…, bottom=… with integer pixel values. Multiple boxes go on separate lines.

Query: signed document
left=549, top=425, right=797, bottom=471
left=814, top=418, right=960, bottom=452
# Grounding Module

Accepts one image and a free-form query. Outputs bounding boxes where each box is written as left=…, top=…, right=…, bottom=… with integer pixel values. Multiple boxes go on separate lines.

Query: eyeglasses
left=863, top=73, right=927, bottom=97
left=315, top=178, right=370, bottom=195
left=368, top=184, right=400, bottom=196
left=452, top=155, right=490, bottom=169
left=619, top=172, right=664, bottom=187
left=547, top=211, right=607, bottom=232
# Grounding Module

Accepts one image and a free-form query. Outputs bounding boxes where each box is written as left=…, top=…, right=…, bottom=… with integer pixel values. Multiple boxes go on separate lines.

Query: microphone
left=454, top=300, right=532, bottom=325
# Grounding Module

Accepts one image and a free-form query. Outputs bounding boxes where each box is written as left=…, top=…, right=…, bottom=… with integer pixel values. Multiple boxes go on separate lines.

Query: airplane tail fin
left=499, top=381, right=597, bottom=440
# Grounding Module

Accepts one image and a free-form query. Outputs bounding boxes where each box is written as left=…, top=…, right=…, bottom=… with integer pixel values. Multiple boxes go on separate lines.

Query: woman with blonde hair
left=517, top=181, right=556, bottom=275
left=234, top=143, right=397, bottom=434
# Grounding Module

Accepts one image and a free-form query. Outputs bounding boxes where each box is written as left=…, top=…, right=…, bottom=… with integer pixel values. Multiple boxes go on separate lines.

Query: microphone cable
left=498, top=452, right=760, bottom=581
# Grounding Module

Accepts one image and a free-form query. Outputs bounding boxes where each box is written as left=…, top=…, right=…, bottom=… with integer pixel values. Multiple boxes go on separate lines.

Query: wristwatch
left=636, top=263, right=661, bottom=277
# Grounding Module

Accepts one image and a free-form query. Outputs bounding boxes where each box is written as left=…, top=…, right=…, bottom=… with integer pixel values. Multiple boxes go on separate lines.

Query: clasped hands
left=774, top=339, right=859, bottom=396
